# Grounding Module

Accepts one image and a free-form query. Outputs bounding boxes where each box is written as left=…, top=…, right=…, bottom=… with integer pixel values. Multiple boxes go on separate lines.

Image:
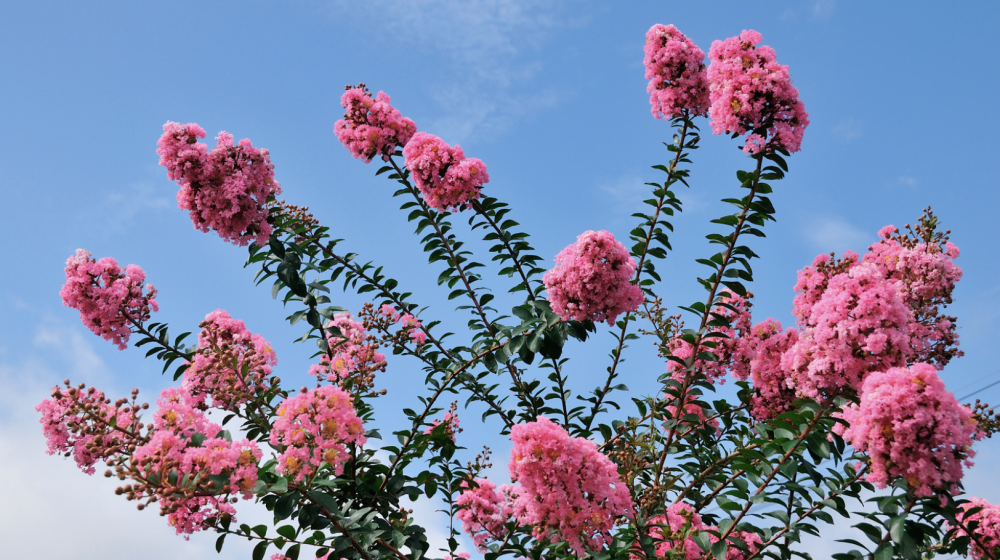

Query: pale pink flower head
left=543, top=230, right=643, bottom=325
left=643, top=24, right=710, bottom=118
left=157, top=122, right=208, bottom=183
left=334, top=84, right=417, bottom=163
left=731, top=318, right=800, bottom=420
left=707, top=29, right=809, bottom=154
left=269, top=385, right=366, bottom=482
left=508, top=416, right=634, bottom=556
left=182, top=310, right=278, bottom=411
left=60, top=249, right=159, bottom=350
left=953, top=498, right=1000, bottom=560
left=834, top=363, right=981, bottom=497
left=403, top=132, right=489, bottom=213
left=635, top=502, right=705, bottom=560
left=455, top=478, right=516, bottom=552
left=666, top=294, right=751, bottom=385
left=308, top=312, right=386, bottom=383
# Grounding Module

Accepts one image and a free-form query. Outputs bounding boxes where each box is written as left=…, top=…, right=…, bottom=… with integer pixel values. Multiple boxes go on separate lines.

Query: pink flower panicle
left=182, top=310, right=277, bottom=411
left=334, top=84, right=417, bottom=163
left=954, top=498, right=1000, bottom=560
left=425, top=402, right=462, bottom=443
left=543, top=230, right=643, bottom=325
left=455, top=478, right=517, bottom=552
left=636, top=503, right=705, bottom=560
left=707, top=29, right=809, bottom=154
left=158, top=122, right=282, bottom=247
left=834, top=363, right=980, bottom=497
left=666, top=294, right=752, bottom=385
left=643, top=24, right=710, bottom=119
left=783, top=262, right=913, bottom=400
left=269, top=386, right=366, bottom=482
left=380, top=304, right=428, bottom=347
left=732, top=318, right=800, bottom=420
left=402, top=132, right=489, bottom=213
left=308, top=312, right=387, bottom=384
left=508, top=416, right=634, bottom=556
left=60, top=249, right=159, bottom=350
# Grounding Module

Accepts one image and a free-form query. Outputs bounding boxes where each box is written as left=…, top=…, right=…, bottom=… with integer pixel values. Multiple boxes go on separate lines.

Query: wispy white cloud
left=833, top=117, right=862, bottom=142
left=326, top=0, right=577, bottom=143
left=812, top=0, right=836, bottom=19
left=897, top=175, right=918, bottom=187
left=103, top=181, right=171, bottom=226
left=802, top=216, right=869, bottom=253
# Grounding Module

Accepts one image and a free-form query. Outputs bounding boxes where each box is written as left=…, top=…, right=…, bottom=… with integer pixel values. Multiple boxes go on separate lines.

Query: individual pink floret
left=182, top=310, right=278, bottom=411
left=269, top=385, right=366, bottom=482
left=508, top=416, right=634, bottom=556
left=334, top=84, right=417, bottom=163
left=953, top=498, right=1000, bottom=560
left=159, top=122, right=282, bottom=247
left=707, top=29, right=809, bottom=154
left=60, top=249, right=159, bottom=350
left=403, top=132, right=489, bottom=213
left=834, top=363, right=980, bottom=497
left=543, top=230, right=643, bottom=325
left=643, top=24, right=710, bottom=119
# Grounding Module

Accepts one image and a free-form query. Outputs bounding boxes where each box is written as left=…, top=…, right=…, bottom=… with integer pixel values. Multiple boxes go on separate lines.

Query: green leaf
left=252, top=540, right=268, bottom=560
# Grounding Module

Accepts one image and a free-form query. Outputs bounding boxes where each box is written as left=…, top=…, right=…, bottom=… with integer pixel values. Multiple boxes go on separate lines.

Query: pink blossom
left=455, top=478, right=517, bottom=552
left=508, top=416, right=634, bottom=556
left=159, top=122, right=282, bottom=247
left=643, top=24, right=710, bottom=119
left=636, top=503, right=705, bottom=560
left=308, top=312, right=386, bottom=383
left=953, top=498, right=1000, bottom=560
left=707, top=30, right=809, bottom=154
left=269, top=386, right=366, bottom=482
left=334, top=85, right=417, bottom=163
left=424, top=412, right=460, bottom=442
left=182, top=310, right=277, bottom=411
left=666, top=294, right=751, bottom=385
left=403, top=132, right=489, bottom=213
left=732, top=318, right=800, bottom=420
left=834, top=363, right=980, bottom=497
left=379, top=305, right=427, bottom=347
left=60, top=249, right=158, bottom=350
left=783, top=262, right=912, bottom=399
left=543, top=230, right=643, bottom=325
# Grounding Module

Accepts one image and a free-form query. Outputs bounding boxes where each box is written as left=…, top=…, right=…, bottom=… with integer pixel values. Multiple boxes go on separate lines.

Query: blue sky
left=2, top=1, right=999, bottom=558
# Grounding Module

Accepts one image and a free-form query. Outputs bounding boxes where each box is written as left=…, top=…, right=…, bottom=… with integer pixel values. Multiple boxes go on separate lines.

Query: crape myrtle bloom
left=643, top=24, right=710, bottom=119
left=634, top=502, right=705, bottom=560
left=665, top=294, right=752, bottom=385
left=308, top=312, right=387, bottom=385
left=158, top=122, right=281, bottom=247
left=334, top=84, right=417, bottom=163
left=953, top=498, right=1000, bottom=560
left=455, top=478, right=518, bottom=552
left=543, top=230, right=643, bottom=325
left=508, top=416, right=634, bottom=556
left=834, top=363, right=980, bottom=497
left=181, top=309, right=278, bottom=412
left=60, top=249, right=159, bottom=350
left=269, top=385, right=366, bottom=482
left=403, top=132, right=489, bottom=213
left=731, top=318, right=800, bottom=420
left=707, top=29, right=809, bottom=154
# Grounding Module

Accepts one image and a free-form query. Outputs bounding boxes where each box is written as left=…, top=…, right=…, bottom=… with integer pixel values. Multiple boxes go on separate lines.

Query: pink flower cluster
left=36, top=381, right=139, bottom=475
left=334, top=85, right=417, bottom=163
left=309, top=312, right=387, bottom=383
left=783, top=261, right=913, bottom=400
left=269, top=386, right=366, bottom=482
left=403, top=132, right=489, bottom=213
left=379, top=304, right=427, bottom=347
left=954, top=498, right=1000, bottom=560
left=706, top=29, right=809, bottom=154
left=158, top=122, right=282, bottom=247
left=508, top=416, right=633, bottom=556
left=643, top=24, right=710, bottom=119
left=731, top=318, right=799, bottom=420
left=636, top=503, right=761, bottom=560
left=182, top=310, right=277, bottom=411
left=60, top=249, right=159, bottom=350
left=543, top=230, right=643, bottom=325
left=457, top=417, right=632, bottom=556
left=834, top=363, right=979, bottom=497
left=455, top=478, right=519, bottom=552
left=424, top=412, right=460, bottom=442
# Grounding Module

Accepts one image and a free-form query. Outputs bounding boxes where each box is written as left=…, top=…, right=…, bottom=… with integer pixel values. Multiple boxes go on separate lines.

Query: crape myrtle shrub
left=38, top=22, right=1000, bottom=560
